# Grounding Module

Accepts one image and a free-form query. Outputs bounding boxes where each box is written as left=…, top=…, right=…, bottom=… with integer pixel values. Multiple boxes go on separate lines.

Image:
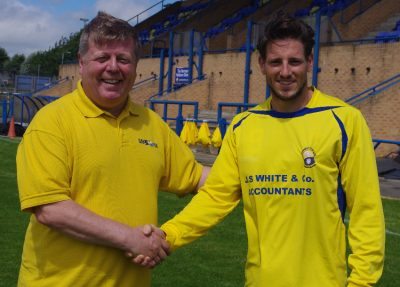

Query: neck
left=105, top=101, right=127, bottom=117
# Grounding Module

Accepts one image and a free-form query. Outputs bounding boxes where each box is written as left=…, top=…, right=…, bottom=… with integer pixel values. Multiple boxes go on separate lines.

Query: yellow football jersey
left=162, top=88, right=385, bottom=287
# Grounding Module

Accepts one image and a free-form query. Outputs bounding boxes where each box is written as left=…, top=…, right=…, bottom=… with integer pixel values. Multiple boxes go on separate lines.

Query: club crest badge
left=302, top=147, right=316, bottom=168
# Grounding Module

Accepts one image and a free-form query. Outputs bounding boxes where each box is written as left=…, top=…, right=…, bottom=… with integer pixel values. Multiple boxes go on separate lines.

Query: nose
left=106, top=57, right=118, bottom=72
left=280, top=62, right=291, bottom=78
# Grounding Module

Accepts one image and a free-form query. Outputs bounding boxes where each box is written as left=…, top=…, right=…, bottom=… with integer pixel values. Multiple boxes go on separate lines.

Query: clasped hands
left=125, top=224, right=169, bottom=268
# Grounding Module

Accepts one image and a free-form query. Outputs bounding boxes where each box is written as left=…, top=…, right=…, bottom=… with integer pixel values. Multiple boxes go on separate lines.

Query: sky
left=0, top=0, right=177, bottom=57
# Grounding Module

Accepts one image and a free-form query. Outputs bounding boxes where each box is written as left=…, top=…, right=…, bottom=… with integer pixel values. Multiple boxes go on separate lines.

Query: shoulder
left=230, top=110, right=253, bottom=126
left=28, top=92, right=75, bottom=128
left=314, top=88, right=362, bottom=116
left=314, top=89, right=368, bottom=136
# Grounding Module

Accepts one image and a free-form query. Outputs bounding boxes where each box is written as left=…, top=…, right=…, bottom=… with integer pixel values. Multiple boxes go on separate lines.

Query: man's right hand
left=125, top=224, right=170, bottom=268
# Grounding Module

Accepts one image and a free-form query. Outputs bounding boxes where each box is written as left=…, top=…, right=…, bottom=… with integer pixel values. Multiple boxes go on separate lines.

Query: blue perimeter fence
left=0, top=93, right=58, bottom=135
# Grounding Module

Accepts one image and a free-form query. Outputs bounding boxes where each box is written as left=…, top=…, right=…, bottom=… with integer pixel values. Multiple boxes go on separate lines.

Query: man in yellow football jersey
left=157, top=12, right=385, bottom=286
left=16, top=12, right=208, bottom=287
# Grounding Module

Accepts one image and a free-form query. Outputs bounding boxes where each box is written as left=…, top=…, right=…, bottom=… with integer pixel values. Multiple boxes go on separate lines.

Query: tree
left=0, top=47, right=10, bottom=72
left=5, top=54, right=26, bottom=81
left=23, top=31, right=81, bottom=77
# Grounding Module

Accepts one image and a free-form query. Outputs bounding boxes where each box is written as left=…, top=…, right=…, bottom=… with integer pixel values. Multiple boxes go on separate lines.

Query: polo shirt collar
left=75, top=80, right=138, bottom=118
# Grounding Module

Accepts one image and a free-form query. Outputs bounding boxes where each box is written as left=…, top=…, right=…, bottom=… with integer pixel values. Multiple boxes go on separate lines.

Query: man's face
left=259, top=39, right=313, bottom=111
left=79, top=37, right=137, bottom=115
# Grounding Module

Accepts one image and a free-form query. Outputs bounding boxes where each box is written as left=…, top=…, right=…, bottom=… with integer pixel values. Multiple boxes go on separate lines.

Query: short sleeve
left=17, top=120, right=71, bottom=211
left=159, top=126, right=203, bottom=195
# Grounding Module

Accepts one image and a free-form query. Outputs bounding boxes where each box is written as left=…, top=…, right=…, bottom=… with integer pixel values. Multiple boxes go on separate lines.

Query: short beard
left=269, top=81, right=308, bottom=103
left=269, top=82, right=307, bottom=102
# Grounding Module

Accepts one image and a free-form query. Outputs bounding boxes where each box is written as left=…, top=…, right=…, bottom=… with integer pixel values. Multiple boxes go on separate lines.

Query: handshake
left=124, top=224, right=170, bottom=268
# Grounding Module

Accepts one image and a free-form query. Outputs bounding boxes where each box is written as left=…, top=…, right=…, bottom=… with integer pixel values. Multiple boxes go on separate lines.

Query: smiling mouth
left=102, top=79, right=122, bottom=84
left=278, top=80, right=294, bottom=85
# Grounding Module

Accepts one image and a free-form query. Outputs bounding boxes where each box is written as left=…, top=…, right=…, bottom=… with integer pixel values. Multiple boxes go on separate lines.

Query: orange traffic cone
left=7, top=116, right=16, bottom=138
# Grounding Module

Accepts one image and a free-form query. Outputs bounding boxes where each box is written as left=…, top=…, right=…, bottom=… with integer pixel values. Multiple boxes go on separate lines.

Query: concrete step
left=193, top=147, right=218, bottom=166
left=198, top=109, right=236, bottom=122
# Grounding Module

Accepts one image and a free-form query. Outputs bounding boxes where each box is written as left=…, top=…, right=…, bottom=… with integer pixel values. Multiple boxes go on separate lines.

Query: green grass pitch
left=0, top=137, right=399, bottom=286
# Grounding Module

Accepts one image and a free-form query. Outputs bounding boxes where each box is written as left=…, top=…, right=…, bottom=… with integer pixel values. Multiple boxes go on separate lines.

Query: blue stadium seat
left=375, top=31, right=400, bottom=43
left=394, top=20, right=400, bottom=31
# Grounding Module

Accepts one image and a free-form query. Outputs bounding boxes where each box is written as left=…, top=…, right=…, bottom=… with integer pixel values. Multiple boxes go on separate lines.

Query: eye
left=289, top=59, right=303, bottom=66
left=95, top=56, right=108, bottom=63
left=117, top=55, right=132, bottom=64
left=268, top=60, right=281, bottom=67
left=118, top=57, right=131, bottom=64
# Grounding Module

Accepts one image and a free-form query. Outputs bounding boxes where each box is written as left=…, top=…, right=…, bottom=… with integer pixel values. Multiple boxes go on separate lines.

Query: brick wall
left=317, top=42, right=400, bottom=156
left=59, top=63, right=80, bottom=90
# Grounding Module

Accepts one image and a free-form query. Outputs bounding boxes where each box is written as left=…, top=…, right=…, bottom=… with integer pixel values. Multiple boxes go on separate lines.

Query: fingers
left=160, top=238, right=170, bottom=258
left=143, top=257, right=157, bottom=268
left=132, top=254, right=144, bottom=263
left=142, top=224, right=153, bottom=236
left=151, top=225, right=166, bottom=239
left=142, top=224, right=166, bottom=239
left=125, top=225, right=170, bottom=268
left=158, top=246, right=169, bottom=261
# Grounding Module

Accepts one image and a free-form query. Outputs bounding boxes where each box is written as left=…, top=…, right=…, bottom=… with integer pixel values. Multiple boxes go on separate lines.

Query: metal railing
left=127, top=0, right=168, bottom=25
left=1, top=93, right=59, bottom=131
left=346, top=73, right=400, bottom=105
left=149, top=99, right=199, bottom=135
left=132, top=74, right=158, bottom=90
left=33, top=77, right=69, bottom=94
left=373, top=139, right=400, bottom=150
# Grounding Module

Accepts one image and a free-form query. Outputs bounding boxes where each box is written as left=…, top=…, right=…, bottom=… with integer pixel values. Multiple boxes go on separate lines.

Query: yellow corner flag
left=187, top=121, right=198, bottom=145
left=211, top=126, right=222, bottom=148
left=197, top=121, right=211, bottom=146
left=180, top=121, right=190, bottom=144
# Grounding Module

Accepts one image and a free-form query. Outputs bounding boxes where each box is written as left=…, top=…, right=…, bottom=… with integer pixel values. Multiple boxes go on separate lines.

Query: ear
left=306, top=53, right=313, bottom=72
left=258, top=56, right=267, bottom=75
left=78, top=53, right=84, bottom=75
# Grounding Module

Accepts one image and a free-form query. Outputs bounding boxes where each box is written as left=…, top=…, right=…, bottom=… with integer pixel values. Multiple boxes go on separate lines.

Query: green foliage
left=0, top=31, right=81, bottom=78
left=4, top=54, right=25, bottom=80
left=0, top=47, right=10, bottom=72
left=23, top=32, right=81, bottom=77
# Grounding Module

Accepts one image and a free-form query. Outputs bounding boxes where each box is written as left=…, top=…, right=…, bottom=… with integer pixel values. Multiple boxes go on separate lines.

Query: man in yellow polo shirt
left=16, top=12, right=208, bottom=287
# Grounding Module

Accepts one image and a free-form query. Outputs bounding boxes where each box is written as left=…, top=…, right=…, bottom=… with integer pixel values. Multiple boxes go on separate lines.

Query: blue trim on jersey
left=249, top=106, right=342, bottom=119
left=233, top=114, right=250, bottom=131
left=332, top=111, right=348, bottom=160
left=337, top=174, right=346, bottom=222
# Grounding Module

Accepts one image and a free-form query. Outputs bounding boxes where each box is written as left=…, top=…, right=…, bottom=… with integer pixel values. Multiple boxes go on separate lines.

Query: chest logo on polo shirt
left=302, top=147, right=316, bottom=168
left=138, top=138, right=158, bottom=148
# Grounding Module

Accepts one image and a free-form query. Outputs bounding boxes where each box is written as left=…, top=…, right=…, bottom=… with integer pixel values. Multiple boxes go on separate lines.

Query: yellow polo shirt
left=17, top=81, right=202, bottom=287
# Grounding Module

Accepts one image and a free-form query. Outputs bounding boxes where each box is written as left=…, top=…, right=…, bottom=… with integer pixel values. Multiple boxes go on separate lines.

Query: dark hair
left=257, top=11, right=315, bottom=59
left=79, top=11, right=140, bottom=61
